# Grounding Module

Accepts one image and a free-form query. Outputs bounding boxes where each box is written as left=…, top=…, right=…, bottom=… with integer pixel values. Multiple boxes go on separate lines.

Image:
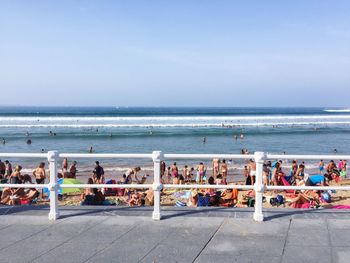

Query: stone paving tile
left=281, top=245, right=332, bottom=263
left=218, top=218, right=290, bottom=237
left=286, top=219, right=329, bottom=247
left=140, top=243, right=205, bottom=263
left=195, top=254, right=281, bottom=263
left=0, top=225, right=49, bottom=249
left=0, top=240, right=62, bottom=263
left=332, top=246, right=350, bottom=263
left=327, top=219, right=350, bottom=230
left=26, top=216, right=108, bottom=243
left=202, top=235, right=286, bottom=257
left=329, top=229, right=350, bottom=247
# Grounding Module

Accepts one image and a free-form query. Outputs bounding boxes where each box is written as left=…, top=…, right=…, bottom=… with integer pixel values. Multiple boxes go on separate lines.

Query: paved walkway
left=0, top=206, right=350, bottom=263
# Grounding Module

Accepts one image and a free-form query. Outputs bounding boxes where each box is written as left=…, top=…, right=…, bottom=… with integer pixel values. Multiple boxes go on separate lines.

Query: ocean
left=0, top=106, right=349, bottom=176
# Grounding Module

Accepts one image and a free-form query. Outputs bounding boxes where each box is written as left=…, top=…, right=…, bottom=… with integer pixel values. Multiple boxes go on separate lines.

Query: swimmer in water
left=89, top=146, right=93, bottom=153
left=203, top=137, right=207, bottom=143
left=26, top=139, right=32, bottom=144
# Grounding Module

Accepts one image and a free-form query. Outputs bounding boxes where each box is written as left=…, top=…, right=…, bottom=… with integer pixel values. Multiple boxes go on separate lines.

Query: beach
left=1, top=107, right=349, bottom=209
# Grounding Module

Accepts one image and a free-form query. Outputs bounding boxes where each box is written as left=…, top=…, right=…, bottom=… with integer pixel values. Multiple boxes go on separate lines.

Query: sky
left=0, top=0, right=350, bottom=107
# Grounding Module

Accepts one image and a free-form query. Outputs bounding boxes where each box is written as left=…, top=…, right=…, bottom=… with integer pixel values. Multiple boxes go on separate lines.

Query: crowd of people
left=0, top=156, right=347, bottom=208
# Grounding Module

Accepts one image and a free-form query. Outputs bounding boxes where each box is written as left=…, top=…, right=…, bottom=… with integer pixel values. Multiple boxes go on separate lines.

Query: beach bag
left=270, top=198, right=278, bottom=206
left=198, top=196, right=210, bottom=207
left=276, top=195, right=284, bottom=205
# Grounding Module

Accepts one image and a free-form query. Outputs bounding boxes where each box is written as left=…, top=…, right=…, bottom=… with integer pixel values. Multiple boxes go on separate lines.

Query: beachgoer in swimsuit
left=125, top=167, right=141, bottom=184
left=248, top=159, right=256, bottom=185
left=197, top=162, right=206, bottom=183
left=171, top=162, right=178, bottom=178
left=62, top=158, right=68, bottom=174
left=33, top=162, right=46, bottom=184
left=0, top=160, right=5, bottom=176
left=4, top=160, right=12, bottom=178
left=319, top=160, right=324, bottom=174
left=69, top=161, right=77, bottom=178
left=212, top=159, right=220, bottom=178
left=10, top=165, right=22, bottom=184
left=221, top=160, right=228, bottom=184
left=93, top=161, right=105, bottom=184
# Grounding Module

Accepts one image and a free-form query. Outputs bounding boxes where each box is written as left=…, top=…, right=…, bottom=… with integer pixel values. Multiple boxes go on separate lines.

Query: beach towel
left=175, top=201, right=186, bottom=207
left=281, top=177, right=295, bottom=193
left=329, top=205, right=350, bottom=209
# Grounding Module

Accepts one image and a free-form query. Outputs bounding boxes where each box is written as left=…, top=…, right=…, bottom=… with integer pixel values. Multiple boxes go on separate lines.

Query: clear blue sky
left=1, top=1, right=350, bottom=107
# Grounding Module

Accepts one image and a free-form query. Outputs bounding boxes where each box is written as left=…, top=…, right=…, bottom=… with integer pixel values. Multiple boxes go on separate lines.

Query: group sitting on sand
left=0, top=157, right=348, bottom=209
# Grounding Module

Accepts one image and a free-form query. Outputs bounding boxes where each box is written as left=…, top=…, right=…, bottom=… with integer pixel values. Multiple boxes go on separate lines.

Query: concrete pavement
left=0, top=206, right=350, bottom=262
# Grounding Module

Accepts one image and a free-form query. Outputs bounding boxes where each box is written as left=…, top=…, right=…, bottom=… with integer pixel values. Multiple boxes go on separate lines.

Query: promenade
left=0, top=206, right=349, bottom=263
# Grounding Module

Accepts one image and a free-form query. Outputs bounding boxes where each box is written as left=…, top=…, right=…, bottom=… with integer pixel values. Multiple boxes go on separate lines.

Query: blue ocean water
left=0, top=106, right=349, bottom=171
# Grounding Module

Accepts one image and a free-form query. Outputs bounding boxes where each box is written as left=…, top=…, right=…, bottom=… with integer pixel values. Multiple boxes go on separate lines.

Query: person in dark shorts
left=93, top=161, right=105, bottom=183
left=33, top=162, right=46, bottom=184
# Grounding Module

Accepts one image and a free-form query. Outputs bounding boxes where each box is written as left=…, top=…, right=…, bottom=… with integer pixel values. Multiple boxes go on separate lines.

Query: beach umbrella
left=58, top=178, right=83, bottom=194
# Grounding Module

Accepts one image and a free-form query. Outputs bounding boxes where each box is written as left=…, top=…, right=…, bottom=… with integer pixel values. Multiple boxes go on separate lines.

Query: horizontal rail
left=163, top=154, right=255, bottom=160
left=266, top=154, right=350, bottom=160
left=59, top=184, right=153, bottom=189
left=0, top=184, right=48, bottom=188
left=59, top=153, right=153, bottom=159
left=163, top=184, right=254, bottom=190
left=1, top=150, right=350, bottom=222
left=265, top=185, right=350, bottom=191
left=0, top=153, right=47, bottom=158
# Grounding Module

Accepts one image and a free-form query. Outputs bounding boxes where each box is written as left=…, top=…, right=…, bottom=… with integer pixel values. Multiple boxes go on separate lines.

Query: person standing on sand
left=69, top=161, right=77, bottom=177
left=93, top=161, right=105, bottom=183
left=160, top=161, right=166, bottom=178
left=182, top=165, right=189, bottom=182
left=247, top=159, right=256, bottom=185
left=0, top=160, right=5, bottom=176
left=212, top=159, right=220, bottom=178
left=165, top=167, right=171, bottom=184
left=221, top=160, right=228, bottom=184
left=62, top=158, right=68, bottom=174
left=33, top=162, right=46, bottom=184
left=4, top=160, right=12, bottom=178
left=10, top=165, right=22, bottom=184
left=196, top=162, right=206, bottom=183
left=319, top=160, right=325, bottom=174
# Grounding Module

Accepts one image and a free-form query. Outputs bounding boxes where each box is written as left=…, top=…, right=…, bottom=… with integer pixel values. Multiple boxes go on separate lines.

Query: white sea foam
left=324, top=109, right=350, bottom=113
left=1, top=115, right=350, bottom=128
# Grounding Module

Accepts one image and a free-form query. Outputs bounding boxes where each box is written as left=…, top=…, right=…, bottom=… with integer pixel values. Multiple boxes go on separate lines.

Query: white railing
left=0, top=151, right=349, bottom=222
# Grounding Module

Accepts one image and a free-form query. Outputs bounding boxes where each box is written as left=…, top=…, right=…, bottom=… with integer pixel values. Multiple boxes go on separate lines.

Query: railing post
left=152, top=151, right=163, bottom=220
left=47, top=151, right=59, bottom=220
left=254, top=151, right=265, bottom=222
